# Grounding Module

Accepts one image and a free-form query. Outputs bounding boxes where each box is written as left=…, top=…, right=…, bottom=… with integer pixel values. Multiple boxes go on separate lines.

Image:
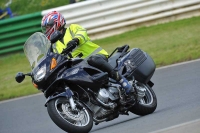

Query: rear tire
left=129, top=83, right=157, bottom=116
left=47, top=97, right=93, bottom=133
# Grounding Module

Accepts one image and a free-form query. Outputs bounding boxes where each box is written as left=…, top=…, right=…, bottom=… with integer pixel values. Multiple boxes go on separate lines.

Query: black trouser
left=87, top=54, right=121, bottom=81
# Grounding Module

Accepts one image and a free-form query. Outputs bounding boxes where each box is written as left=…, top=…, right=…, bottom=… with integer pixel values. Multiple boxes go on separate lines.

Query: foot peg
left=119, top=93, right=135, bottom=105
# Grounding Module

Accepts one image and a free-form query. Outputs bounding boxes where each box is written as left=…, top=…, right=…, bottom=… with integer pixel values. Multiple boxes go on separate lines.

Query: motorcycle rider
left=41, top=11, right=134, bottom=100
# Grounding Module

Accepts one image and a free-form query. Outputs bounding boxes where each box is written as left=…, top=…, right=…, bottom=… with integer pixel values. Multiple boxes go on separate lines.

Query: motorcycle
left=15, top=32, right=157, bottom=133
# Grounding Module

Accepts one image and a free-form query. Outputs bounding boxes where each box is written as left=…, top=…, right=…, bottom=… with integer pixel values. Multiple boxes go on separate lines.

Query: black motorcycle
left=15, top=32, right=157, bottom=133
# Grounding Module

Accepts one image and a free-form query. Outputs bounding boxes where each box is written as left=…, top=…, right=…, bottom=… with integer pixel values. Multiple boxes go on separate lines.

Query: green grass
left=0, top=53, right=39, bottom=100
left=94, top=16, right=200, bottom=66
left=1, top=16, right=200, bottom=101
left=0, top=0, right=72, bottom=16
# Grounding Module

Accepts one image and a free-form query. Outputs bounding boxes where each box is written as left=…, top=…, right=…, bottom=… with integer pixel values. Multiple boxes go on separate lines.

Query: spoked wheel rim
left=137, top=83, right=153, bottom=105
left=54, top=98, right=90, bottom=126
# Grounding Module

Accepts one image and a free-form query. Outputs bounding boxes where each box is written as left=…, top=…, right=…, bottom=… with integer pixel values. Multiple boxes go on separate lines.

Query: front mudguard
left=44, top=88, right=73, bottom=107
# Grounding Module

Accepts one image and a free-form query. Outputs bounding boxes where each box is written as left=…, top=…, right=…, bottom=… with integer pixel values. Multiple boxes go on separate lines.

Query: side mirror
left=15, top=72, right=25, bottom=83
left=50, top=30, right=62, bottom=43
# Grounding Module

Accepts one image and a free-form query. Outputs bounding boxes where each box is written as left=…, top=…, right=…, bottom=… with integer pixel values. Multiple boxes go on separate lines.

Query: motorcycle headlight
left=34, top=65, right=46, bottom=82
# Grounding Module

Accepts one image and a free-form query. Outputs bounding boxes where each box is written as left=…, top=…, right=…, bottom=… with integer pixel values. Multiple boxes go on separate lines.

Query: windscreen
left=24, top=32, right=51, bottom=69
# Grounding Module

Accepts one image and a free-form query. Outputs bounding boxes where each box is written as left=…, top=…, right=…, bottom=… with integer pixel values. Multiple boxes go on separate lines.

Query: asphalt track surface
left=1, top=59, right=200, bottom=133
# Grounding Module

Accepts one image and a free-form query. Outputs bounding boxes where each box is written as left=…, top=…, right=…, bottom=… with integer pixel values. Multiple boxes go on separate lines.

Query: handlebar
left=61, top=47, right=73, bottom=58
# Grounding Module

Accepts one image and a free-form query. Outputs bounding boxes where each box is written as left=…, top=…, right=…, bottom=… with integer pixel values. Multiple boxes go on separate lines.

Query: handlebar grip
left=61, top=48, right=70, bottom=55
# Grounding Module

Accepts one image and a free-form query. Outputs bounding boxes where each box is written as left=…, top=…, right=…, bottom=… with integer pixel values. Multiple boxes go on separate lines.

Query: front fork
left=45, top=87, right=76, bottom=110
left=68, top=96, right=76, bottom=110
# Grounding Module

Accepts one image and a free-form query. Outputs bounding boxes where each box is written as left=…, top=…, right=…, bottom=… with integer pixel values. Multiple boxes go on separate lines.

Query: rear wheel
left=129, top=83, right=157, bottom=116
left=47, top=97, right=93, bottom=133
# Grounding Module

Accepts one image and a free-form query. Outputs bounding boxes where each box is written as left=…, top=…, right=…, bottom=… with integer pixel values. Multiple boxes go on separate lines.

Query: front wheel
left=129, top=83, right=157, bottom=116
left=47, top=97, right=93, bottom=133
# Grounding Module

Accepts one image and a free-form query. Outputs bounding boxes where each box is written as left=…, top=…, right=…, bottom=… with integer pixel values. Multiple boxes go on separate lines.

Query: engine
left=88, top=84, right=120, bottom=120
left=97, top=87, right=119, bottom=103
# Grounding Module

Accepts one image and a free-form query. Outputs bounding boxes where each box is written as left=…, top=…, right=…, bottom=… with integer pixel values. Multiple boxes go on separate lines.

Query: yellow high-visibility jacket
left=52, top=24, right=109, bottom=59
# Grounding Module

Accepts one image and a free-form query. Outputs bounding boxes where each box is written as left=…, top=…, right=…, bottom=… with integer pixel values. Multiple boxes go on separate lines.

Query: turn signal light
left=32, top=82, right=38, bottom=88
left=50, top=58, right=57, bottom=70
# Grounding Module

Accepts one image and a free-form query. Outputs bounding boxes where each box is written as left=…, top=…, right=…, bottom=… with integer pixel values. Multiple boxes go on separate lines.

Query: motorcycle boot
left=110, top=70, right=135, bottom=104
left=119, top=76, right=133, bottom=94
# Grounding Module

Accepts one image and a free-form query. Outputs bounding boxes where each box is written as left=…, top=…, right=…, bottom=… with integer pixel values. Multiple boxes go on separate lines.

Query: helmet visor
left=41, top=19, right=54, bottom=33
left=41, top=26, right=51, bottom=33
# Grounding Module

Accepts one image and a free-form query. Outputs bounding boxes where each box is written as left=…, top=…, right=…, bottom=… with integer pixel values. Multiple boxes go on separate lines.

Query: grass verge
left=0, top=0, right=71, bottom=16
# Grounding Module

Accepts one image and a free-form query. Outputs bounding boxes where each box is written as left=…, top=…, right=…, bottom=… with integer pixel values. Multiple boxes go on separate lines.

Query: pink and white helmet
left=41, top=11, right=66, bottom=39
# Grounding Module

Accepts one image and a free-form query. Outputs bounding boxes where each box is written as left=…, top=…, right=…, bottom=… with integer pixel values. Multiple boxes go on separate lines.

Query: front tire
left=47, top=97, right=93, bottom=133
left=129, top=83, right=157, bottom=116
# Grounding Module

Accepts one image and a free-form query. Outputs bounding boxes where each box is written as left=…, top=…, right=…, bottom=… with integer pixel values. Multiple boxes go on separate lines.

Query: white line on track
left=149, top=118, right=200, bottom=133
left=156, top=58, right=200, bottom=70
left=1, top=58, right=200, bottom=104
left=0, top=93, right=43, bottom=104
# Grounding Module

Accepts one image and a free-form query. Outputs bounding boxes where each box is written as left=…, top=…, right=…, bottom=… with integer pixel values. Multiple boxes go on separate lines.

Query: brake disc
left=61, top=103, right=84, bottom=121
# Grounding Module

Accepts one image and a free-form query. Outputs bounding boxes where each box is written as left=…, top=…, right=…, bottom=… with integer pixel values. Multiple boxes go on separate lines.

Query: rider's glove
left=67, top=38, right=79, bottom=51
left=62, top=38, right=79, bottom=54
